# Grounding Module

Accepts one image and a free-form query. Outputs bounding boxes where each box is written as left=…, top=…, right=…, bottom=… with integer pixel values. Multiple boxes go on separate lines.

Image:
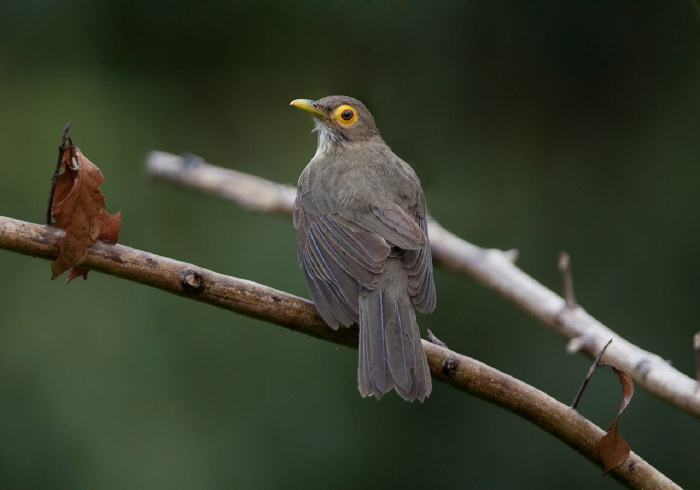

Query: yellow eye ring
left=333, top=105, right=357, bottom=126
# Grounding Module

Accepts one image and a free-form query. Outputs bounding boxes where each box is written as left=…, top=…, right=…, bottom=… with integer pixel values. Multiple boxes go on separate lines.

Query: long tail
left=358, top=259, right=432, bottom=402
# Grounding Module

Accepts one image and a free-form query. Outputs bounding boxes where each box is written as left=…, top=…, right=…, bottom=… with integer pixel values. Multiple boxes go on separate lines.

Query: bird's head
left=291, top=95, right=381, bottom=155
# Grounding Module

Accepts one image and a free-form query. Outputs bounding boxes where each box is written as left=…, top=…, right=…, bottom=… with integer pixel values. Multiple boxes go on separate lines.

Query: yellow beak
left=290, top=99, right=328, bottom=120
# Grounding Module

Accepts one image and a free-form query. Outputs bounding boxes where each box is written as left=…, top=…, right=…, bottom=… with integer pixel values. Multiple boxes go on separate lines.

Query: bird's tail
left=358, top=259, right=432, bottom=402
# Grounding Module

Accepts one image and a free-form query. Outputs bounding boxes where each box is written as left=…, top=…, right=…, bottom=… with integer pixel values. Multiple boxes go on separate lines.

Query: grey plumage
left=292, top=95, right=435, bottom=401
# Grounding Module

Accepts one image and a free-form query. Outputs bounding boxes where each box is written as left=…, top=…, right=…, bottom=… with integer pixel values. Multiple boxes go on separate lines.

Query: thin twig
left=571, top=339, right=613, bottom=410
left=46, top=123, right=72, bottom=225
left=146, top=151, right=700, bottom=419
left=426, top=329, right=448, bottom=348
left=0, top=215, right=682, bottom=490
left=558, top=251, right=578, bottom=309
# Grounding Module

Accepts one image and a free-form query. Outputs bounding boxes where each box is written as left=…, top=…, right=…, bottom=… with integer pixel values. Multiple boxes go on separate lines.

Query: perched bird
left=291, top=95, right=436, bottom=401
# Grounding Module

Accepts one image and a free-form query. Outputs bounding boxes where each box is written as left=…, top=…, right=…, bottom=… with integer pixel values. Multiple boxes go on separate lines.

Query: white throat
left=313, top=120, right=340, bottom=159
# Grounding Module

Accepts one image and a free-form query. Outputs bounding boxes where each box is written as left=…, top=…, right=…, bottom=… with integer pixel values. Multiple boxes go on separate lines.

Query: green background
left=1, top=2, right=699, bottom=488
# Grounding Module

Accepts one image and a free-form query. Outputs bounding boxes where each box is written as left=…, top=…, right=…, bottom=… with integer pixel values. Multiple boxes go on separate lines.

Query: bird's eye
left=333, top=105, right=357, bottom=125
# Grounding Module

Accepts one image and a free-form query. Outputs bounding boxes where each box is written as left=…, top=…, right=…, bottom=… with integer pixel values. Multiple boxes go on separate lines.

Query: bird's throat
left=313, top=120, right=342, bottom=160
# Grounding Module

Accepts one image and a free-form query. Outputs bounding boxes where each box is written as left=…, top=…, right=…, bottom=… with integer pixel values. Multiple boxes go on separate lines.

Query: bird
left=290, top=95, right=436, bottom=401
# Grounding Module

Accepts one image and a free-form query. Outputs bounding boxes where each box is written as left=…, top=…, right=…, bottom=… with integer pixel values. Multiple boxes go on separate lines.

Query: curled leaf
left=598, top=364, right=634, bottom=475
left=571, top=341, right=634, bottom=475
left=610, top=364, right=634, bottom=415
left=599, top=418, right=631, bottom=475
left=48, top=131, right=121, bottom=281
left=65, top=210, right=122, bottom=283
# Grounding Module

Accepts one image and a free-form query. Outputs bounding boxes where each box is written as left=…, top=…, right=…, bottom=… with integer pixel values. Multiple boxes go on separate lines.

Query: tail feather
left=357, top=259, right=432, bottom=402
left=385, top=301, right=416, bottom=391
left=358, top=288, right=395, bottom=397
left=395, top=324, right=431, bottom=401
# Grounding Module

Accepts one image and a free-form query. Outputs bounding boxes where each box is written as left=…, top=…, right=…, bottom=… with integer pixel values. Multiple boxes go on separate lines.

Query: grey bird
left=291, top=95, right=436, bottom=401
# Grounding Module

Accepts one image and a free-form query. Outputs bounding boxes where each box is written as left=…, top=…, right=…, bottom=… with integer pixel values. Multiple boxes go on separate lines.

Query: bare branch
left=0, top=215, right=682, bottom=489
left=0, top=216, right=344, bottom=346
left=147, top=151, right=296, bottom=215
left=146, top=151, right=700, bottom=418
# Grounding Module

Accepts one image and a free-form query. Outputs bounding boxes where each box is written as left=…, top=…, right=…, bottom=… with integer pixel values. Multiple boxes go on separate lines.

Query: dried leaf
left=49, top=139, right=121, bottom=281
left=569, top=341, right=634, bottom=475
left=599, top=418, right=631, bottom=475
left=65, top=210, right=121, bottom=283
left=597, top=364, right=634, bottom=475
left=610, top=364, right=634, bottom=415
left=98, top=209, right=122, bottom=243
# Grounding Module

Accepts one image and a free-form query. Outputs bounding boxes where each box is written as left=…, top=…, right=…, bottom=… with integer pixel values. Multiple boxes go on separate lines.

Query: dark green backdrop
left=1, top=2, right=698, bottom=488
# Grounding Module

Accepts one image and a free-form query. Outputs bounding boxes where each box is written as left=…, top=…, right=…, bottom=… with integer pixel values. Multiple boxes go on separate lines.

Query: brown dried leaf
left=98, top=209, right=122, bottom=243
left=49, top=142, right=121, bottom=281
left=610, top=365, right=634, bottom=415
left=598, top=364, right=634, bottom=475
left=65, top=210, right=121, bottom=283
left=599, top=418, right=631, bottom=475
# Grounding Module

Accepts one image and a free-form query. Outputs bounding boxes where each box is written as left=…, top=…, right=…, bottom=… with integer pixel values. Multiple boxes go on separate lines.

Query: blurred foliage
left=1, top=1, right=699, bottom=489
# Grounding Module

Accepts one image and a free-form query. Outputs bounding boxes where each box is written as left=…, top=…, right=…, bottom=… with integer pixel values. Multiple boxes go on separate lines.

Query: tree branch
left=0, top=215, right=682, bottom=489
left=146, top=150, right=700, bottom=419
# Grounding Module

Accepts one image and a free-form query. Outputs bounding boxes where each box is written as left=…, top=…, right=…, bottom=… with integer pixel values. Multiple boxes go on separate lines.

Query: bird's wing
left=399, top=214, right=436, bottom=313
left=350, top=201, right=435, bottom=313
left=351, top=203, right=425, bottom=251
left=294, top=201, right=391, bottom=328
